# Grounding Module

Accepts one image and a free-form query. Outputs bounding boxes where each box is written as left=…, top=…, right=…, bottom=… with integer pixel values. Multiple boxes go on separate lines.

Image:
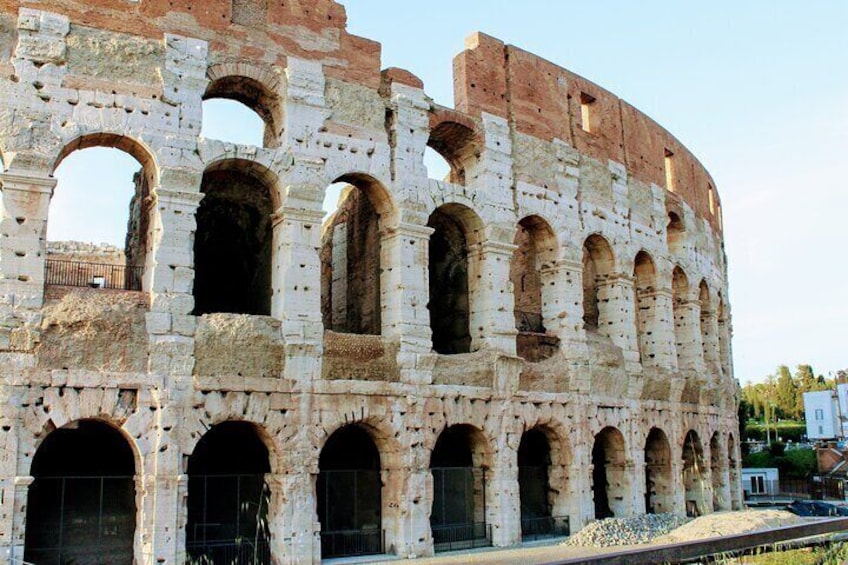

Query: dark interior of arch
left=428, top=210, right=471, bottom=355
left=317, top=426, right=382, bottom=556
left=194, top=169, right=273, bottom=316
left=644, top=429, right=672, bottom=515
left=518, top=429, right=552, bottom=528
left=430, top=425, right=484, bottom=540
left=25, top=420, right=136, bottom=564
left=428, top=121, right=478, bottom=185
left=186, top=421, right=271, bottom=561
left=321, top=184, right=382, bottom=335
left=582, top=243, right=600, bottom=330
left=591, top=435, right=612, bottom=519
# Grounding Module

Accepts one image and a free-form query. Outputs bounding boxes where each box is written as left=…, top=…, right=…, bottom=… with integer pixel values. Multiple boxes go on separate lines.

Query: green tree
left=774, top=365, right=798, bottom=419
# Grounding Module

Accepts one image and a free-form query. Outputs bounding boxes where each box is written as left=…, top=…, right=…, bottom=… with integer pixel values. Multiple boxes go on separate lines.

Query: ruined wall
left=0, top=1, right=739, bottom=564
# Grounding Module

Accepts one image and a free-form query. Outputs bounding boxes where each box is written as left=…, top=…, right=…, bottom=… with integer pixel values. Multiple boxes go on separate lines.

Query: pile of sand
left=653, top=509, right=803, bottom=545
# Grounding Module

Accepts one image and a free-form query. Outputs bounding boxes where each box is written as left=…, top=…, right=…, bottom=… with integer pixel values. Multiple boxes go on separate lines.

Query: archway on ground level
left=683, top=430, right=708, bottom=517
left=321, top=175, right=391, bottom=335
left=430, top=425, right=491, bottom=551
left=186, top=421, right=272, bottom=564
left=644, top=428, right=673, bottom=514
left=427, top=204, right=483, bottom=355
left=194, top=161, right=275, bottom=316
left=592, top=427, right=628, bottom=519
left=582, top=235, right=615, bottom=333
left=633, top=251, right=659, bottom=366
left=710, top=432, right=728, bottom=511
left=47, top=136, right=157, bottom=292
left=318, top=425, right=384, bottom=558
left=728, top=433, right=742, bottom=510
left=518, top=428, right=561, bottom=540
left=25, top=420, right=137, bottom=564
left=512, top=216, right=559, bottom=362
left=204, top=75, right=281, bottom=148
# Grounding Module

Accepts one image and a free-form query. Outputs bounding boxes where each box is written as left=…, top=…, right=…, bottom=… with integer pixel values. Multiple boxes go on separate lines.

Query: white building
left=741, top=467, right=779, bottom=497
left=804, top=387, right=848, bottom=440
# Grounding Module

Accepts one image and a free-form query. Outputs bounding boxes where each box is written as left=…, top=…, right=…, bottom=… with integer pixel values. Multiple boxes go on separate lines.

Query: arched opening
left=25, top=420, right=137, bottom=564
left=518, top=428, right=568, bottom=539
left=430, top=425, right=491, bottom=551
left=667, top=212, right=685, bottom=256
left=633, top=251, right=659, bottom=366
left=194, top=160, right=276, bottom=316
left=512, top=216, right=560, bottom=362
left=728, top=433, right=742, bottom=510
left=644, top=428, right=673, bottom=514
left=203, top=75, right=281, bottom=148
left=710, top=432, right=728, bottom=511
left=427, top=119, right=480, bottom=186
left=582, top=235, right=615, bottom=333
left=320, top=175, right=391, bottom=335
left=317, top=425, right=384, bottom=558
left=699, top=281, right=714, bottom=370
left=591, top=427, right=628, bottom=519
left=186, top=421, right=272, bottom=564
left=425, top=146, right=453, bottom=181
left=672, top=266, right=690, bottom=369
left=47, top=136, right=157, bottom=292
left=682, top=430, right=708, bottom=517
left=427, top=204, right=483, bottom=355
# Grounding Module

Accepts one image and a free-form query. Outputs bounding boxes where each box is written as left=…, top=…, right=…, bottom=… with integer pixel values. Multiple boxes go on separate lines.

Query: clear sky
left=47, top=1, right=848, bottom=384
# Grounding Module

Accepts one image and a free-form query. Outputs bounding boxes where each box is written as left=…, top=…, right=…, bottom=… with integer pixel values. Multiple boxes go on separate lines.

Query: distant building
left=804, top=387, right=848, bottom=440
left=741, top=467, right=779, bottom=498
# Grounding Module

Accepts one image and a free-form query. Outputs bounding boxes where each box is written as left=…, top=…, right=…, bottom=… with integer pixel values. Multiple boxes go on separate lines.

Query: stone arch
left=517, top=423, right=570, bottom=539
left=591, top=426, right=629, bottom=519
left=513, top=215, right=560, bottom=361
left=205, top=63, right=283, bottom=148
left=321, top=173, right=396, bottom=335
left=186, top=420, right=273, bottom=563
left=429, top=423, right=493, bottom=550
left=194, top=158, right=279, bottom=316
left=48, top=133, right=160, bottom=289
left=427, top=110, right=482, bottom=186
left=24, top=419, right=139, bottom=564
left=667, top=211, right=685, bottom=256
left=672, top=266, right=692, bottom=369
left=644, top=427, right=673, bottom=514
left=427, top=203, right=485, bottom=354
left=682, top=429, right=708, bottom=516
left=633, top=250, right=660, bottom=366
left=582, top=234, right=615, bottom=333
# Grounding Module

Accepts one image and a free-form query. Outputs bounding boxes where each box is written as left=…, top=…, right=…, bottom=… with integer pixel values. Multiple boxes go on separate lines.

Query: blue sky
left=48, top=1, right=848, bottom=384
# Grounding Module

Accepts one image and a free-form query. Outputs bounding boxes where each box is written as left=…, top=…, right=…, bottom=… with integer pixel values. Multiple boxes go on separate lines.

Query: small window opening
left=580, top=92, right=596, bottom=133
left=708, top=184, right=716, bottom=215
left=664, top=149, right=676, bottom=193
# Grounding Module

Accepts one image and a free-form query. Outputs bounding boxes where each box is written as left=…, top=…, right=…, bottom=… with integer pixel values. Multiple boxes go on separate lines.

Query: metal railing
left=320, top=529, right=385, bottom=559
left=521, top=515, right=570, bottom=541
left=185, top=538, right=271, bottom=565
left=432, top=522, right=492, bottom=553
left=744, top=477, right=846, bottom=503
left=45, top=259, right=143, bottom=291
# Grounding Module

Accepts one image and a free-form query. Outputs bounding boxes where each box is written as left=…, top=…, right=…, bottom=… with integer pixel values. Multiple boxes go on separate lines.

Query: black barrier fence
left=521, top=515, right=571, bottom=541
left=45, top=259, right=143, bottom=291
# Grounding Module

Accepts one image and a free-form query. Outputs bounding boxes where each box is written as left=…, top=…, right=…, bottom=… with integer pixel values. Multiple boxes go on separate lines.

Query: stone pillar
left=630, top=448, right=648, bottom=515
left=468, top=240, right=518, bottom=355
left=669, top=460, right=686, bottom=515
left=674, top=299, right=705, bottom=373
left=718, top=313, right=733, bottom=381
left=0, top=172, right=55, bottom=322
left=701, top=309, right=722, bottom=380
left=272, top=205, right=325, bottom=383
left=487, top=442, right=521, bottom=547
left=596, top=273, right=640, bottom=370
left=640, top=288, right=678, bottom=370
left=540, top=261, right=582, bottom=344
left=381, top=221, right=435, bottom=356
left=9, top=475, right=32, bottom=561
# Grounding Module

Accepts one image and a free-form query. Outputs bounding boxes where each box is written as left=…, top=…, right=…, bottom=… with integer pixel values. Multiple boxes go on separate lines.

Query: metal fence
left=45, top=259, right=143, bottom=291
left=521, top=515, right=570, bottom=541
left=744, top=477, right=846, bottom=503
left=432, top=522, right=492, bottom=553
left=185, top=538, right=271, bottom=565
left=320, top=529, right=385, bottom=559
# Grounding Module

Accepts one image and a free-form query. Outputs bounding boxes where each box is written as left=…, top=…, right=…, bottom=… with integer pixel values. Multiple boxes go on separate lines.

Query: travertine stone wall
left=0, top=2, right=740, bottom=564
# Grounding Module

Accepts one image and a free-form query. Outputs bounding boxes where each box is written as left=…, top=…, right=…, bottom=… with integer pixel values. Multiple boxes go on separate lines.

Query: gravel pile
left=653, top=509, right=802, bottom=544
left=565, top=513, right=690, bottom=547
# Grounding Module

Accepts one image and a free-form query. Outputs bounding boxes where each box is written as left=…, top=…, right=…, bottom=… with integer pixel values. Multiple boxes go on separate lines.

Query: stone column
left=670, top=460, right=686, bottom=515
left=0, top=173, right=55, bottom=318
left=674, top=298, right=705, bottom=373
left=9, top=475, right=32, bottom=560
left=468, top=240, right=518, bottom=355
left=596, top=273, right=640, bottom=371
left=271, top=205, right=325, bottom=383
left=487, top=442, right=521, bottom=547
left=639, top=288, right=678, bottom=370
left=540, top=261, right=582, bottom=344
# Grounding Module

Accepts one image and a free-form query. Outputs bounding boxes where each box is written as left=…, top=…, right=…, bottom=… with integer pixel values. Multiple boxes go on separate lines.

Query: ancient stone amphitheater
left=0, top=1, right=741, bottom=563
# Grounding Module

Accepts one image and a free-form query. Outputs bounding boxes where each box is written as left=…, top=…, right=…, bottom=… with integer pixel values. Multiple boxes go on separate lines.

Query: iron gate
left=24, top=475, right=136, bottom=565
left=317, top=469, right=384, bottom=558
left=430, top=467, right=491, bottom=552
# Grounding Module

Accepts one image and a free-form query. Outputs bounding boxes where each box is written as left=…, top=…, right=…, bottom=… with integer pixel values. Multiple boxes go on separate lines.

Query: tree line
left=741, top=365, right=845, bottom=422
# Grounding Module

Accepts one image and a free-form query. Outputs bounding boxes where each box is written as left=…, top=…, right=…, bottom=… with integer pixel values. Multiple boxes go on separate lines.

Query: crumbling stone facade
left=0, top=1, right=740, bottom=563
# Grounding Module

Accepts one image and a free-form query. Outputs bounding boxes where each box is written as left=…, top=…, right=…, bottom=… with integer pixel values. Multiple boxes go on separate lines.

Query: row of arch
left=30, top=131, right=730, bottom=374
left=23, top=418, right=741, bottom=563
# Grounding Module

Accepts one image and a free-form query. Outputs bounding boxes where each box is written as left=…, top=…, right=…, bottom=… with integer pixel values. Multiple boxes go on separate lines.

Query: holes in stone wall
left=194, top=160, right=275, bottom=316
left=633, top=251, right=658, bottom=366
left=582, top=234, right=615, bottom=333
left=672, top=266, right=689, bottom=369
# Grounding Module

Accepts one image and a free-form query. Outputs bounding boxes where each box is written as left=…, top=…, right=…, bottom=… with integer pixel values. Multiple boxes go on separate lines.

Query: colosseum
left=0, top=1, right=740, bottom=563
